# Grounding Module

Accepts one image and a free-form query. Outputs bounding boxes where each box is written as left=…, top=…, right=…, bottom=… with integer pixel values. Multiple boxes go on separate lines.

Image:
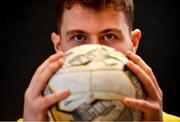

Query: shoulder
left=17, top=118, right=23, bottom=122
left=163, top=112, right=180, bottom=122
left=17, top=112, right=180, bottom=122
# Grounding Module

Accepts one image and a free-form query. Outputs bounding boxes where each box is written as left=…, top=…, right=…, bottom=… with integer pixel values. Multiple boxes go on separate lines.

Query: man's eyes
left=103, top=34, right=114, bottom=41
left=69, top=33, right=118, bottom=42
left=72, top=34, right=86, bottom=41
left=101, top=33, right=117, bottom=41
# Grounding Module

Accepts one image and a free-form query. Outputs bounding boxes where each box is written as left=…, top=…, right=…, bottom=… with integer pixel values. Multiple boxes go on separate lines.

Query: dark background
left=0, top=0, right=179, bottom=120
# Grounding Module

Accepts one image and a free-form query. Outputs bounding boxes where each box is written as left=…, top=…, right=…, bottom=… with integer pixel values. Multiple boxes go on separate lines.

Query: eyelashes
left=71, top=34, right=86, bottom=42
left=69, top=33, right=119, bottom=43
left=101, top=33, right=116, bottom=41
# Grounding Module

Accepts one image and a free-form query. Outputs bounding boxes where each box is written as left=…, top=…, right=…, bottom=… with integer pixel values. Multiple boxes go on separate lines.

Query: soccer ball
left=44, top=44, right=145, bottom=121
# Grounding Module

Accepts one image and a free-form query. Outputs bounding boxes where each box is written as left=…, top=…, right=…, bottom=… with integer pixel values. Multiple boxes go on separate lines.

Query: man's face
left=53, top=4, right=141, bottom=54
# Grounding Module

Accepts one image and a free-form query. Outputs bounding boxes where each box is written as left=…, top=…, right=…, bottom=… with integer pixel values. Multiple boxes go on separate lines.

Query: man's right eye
left=73, top=34, right=86, bottom=41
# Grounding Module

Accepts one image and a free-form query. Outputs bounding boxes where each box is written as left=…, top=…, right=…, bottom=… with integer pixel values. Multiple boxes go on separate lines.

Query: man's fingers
left=126, top=51, right=162, bottom=98
left=35, top=51, right=63, bottom=74
left=127, top=61, right=158, bottom=100
left=41, top=89, right=70, bottom=109
left=33, top=58, right=64, bottom=95
left=122, top=97, right=151, bottom=113
left=126, top=51, right=154, bottom=78
left=122, top=97, right=162, bottom=120
left=29, top=52, right=63, bottom=87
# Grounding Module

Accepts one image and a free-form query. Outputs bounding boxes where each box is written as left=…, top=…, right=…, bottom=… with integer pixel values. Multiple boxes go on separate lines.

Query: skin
left=23, top=4, right=163, bottom=121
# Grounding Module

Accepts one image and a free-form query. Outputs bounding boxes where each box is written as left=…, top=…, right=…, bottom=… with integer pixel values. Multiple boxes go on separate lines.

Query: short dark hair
left=56, top=0, right=134, bottom=33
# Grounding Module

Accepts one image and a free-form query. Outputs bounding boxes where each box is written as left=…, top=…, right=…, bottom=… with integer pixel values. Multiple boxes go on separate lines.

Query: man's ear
left=51, top=32, right=61, bottom=52
left=131, top=29, right=142, bottom=53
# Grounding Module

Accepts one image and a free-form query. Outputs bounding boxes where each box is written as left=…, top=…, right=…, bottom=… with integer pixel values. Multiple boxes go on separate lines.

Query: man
left=22, top=0, right=180, bottom=121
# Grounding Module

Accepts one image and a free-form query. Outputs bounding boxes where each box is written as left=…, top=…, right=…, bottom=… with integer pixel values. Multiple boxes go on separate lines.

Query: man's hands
left=23, top=52, right=70, bottom=121
left=122, top=51, right=163, bottom=121
left=23, top=50, right=163, bottom=121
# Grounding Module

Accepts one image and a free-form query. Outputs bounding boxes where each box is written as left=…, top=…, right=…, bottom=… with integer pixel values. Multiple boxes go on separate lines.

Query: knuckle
left=137, top=55, right=142, bottom=60
left=48, top=55, right=54, bottom=60
left=140, top=100, right=147, bottom=107
left=135, top=56, right=142, bottom=64
left=24, top=89, right=37, bottom=108
left=132, top=64, right=138, bottom=72
left=31, top=101, right=38, bottom=110
left=146, top=67, right=153, bottom=74
left=44, top=96, right=53, bottom=106
left=53, top=93, right=60, bottom=102
left=48, top=63, right=57, bottom=72
left=36, top=66, right=43, bottom=73
left=24, top=89, right=31, bottom=101
left=159, top=89, right=163, bottom=98
left=24, top=89, right=47, bottom=112
left=152, top=104, right=161, bottom=113
left=157, top=89, right=163, bottom=101
left=48, top=54, right=57, bottom=62
left=56, top=59, right=64, bottom=67
left=48, top=61, right=62, bottom=72
left=46, top=55, right=54, bottom=64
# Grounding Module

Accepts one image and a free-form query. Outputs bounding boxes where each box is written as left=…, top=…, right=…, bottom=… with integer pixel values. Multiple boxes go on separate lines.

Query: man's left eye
left=103, top=34, right=114, bottom=41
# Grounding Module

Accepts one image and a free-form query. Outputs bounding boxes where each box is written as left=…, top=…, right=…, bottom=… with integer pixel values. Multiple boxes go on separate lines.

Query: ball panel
left=49, top=71, right=90, bottom=94
left=91, top=70, right=135, bottom=97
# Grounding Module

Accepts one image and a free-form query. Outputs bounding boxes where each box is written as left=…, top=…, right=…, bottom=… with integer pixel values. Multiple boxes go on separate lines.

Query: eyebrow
left=66, top=28, right=123, bottom=36
left=66, top=30, right=87, bottom=36
left=100, top=28, right=123, bottom=35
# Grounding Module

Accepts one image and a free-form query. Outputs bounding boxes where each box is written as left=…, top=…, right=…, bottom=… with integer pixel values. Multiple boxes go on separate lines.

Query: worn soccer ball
left=44, top=44, right=145, bottom=121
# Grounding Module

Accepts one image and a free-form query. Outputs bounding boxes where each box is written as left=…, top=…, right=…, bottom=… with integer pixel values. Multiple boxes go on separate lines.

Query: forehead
left=60, top=4, right=129, bottom=34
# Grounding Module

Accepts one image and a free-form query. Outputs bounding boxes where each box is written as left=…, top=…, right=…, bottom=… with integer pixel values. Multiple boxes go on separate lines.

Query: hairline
left=57, top=2, right=134, bottom=34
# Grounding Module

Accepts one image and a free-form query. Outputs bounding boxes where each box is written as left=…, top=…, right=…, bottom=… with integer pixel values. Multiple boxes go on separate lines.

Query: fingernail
left=63, top=89, right=69, bottom=92
left=62, top=89, right=70, bottom=95
left=126, top=51, right=132, bottom=56
left=127, top=61, right=133, bottom=67
left=122, top=97, right=130, bottom=105
left=59, top=58, right=64, bottom=62
left=59, top=51, right=64, bottom=56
